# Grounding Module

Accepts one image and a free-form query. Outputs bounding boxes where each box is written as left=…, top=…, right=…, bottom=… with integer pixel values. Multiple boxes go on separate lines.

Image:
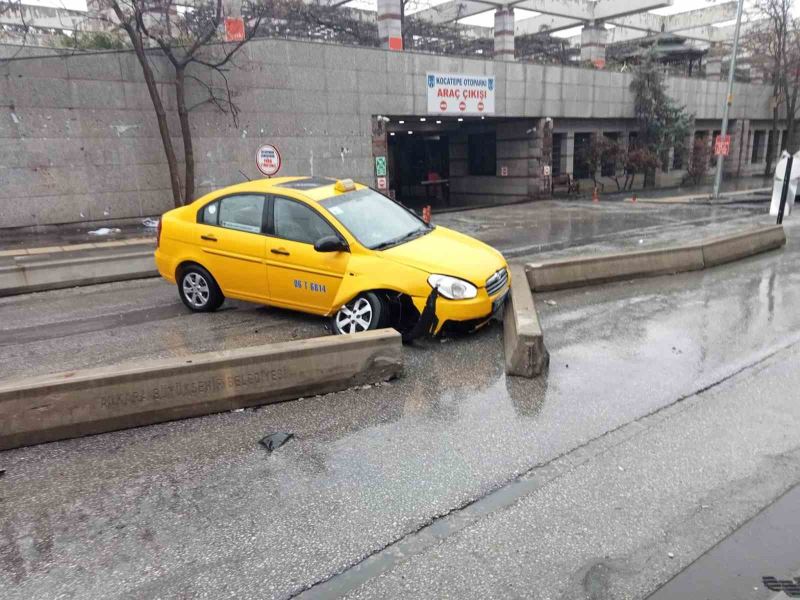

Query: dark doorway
left=574, top=132, right=592, bottom=180
left=552, top=133, right=565, bottom=176
left=389, top=133, right=450, bottom=209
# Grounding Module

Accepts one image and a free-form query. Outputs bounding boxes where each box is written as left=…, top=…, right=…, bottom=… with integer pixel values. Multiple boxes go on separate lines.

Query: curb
left=0, top=329, right=403, bottom=451
left=0, top=247, right=157, bottom=297
left=503, top=264, right=549, bottom=378
left=0, top=236, right=155, bottom=258
left=525, top=225, right=786, bottom=292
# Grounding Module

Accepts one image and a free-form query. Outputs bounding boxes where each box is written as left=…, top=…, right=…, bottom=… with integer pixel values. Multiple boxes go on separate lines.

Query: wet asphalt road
left=1, top=200, right=799, bottom=599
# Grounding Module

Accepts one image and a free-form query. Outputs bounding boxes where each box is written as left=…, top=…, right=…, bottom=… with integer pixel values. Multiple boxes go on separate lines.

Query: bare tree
left=745, top=0, right=800, bottom=171
left=96, top=0, right=265, bottom=207
left=0, top=0, right=32, bottom=52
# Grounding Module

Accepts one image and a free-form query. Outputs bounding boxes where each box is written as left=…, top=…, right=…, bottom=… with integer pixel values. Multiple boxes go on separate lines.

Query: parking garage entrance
left=389, top=128, right=450, bottom=209
left=379, top=115, right=545, bottom=211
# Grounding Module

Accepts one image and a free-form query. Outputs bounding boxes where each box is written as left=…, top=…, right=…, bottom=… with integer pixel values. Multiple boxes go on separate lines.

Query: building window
left=673, top=146, right=684, bottom=169
left=752, top=130, right=766, bottom=163
left=573, top=132, right=592, bottom=179
left=468, top=132, right=496, bottom=176
left=767, top=130, right=775, bottom=161
left=551, top=133, right=564, bottom=177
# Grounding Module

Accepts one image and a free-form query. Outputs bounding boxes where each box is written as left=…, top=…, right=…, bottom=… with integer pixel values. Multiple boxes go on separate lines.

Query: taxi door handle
left=201, top=234, right=217, bottom=242
left=271, top=248, right=290, bottom=256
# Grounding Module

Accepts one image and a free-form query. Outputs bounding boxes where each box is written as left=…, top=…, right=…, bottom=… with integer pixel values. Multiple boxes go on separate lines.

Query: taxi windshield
left=321, top=188, right=431, bottom=250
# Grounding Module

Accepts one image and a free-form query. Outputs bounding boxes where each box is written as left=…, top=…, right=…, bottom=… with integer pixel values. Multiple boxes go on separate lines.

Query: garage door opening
left=376, top=115, right=549, bottom=211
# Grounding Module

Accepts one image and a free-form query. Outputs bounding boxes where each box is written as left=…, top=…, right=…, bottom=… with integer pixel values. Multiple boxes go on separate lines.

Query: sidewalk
left=0, top=236, right=154, bottom=258
left=590, top=176, right=773, bottom=205
left=0, top=218, right=157, bottom=252
left=0, top=238, right=157, bottom=297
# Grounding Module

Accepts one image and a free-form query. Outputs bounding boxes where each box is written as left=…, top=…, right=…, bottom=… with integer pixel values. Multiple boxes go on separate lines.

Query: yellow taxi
left=154, top=177, right=510, bottom=338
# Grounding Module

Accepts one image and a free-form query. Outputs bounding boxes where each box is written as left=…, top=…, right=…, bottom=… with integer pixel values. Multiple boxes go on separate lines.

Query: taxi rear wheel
left=178, top=265, right=224, bottom=312
left=331, top=292, right=384, bottom=335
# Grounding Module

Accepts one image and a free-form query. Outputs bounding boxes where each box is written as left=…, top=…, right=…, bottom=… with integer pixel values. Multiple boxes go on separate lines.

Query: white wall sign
left=256, top=144, right=281, bottom=177
left=427, top=72, right=495, bottom=116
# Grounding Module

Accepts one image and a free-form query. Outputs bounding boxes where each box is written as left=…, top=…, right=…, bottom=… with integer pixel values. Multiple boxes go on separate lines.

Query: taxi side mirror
left=314, top=236, right=348, bottom=253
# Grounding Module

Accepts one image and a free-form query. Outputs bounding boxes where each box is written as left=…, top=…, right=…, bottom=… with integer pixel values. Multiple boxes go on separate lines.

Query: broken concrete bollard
left=504, top=264, right=549, bottom=378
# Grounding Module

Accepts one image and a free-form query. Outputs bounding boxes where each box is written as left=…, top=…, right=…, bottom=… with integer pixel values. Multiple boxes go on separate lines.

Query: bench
left=551, top=174, right=580, bottom=195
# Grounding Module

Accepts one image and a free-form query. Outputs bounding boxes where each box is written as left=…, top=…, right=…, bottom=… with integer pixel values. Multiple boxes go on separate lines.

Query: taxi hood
left=380, top=226, right=505, bottom=285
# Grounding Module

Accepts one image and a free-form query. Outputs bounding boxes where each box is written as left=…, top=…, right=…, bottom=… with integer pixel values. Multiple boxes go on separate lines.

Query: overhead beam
left=593, top=0, right=672, bottom=20
left=413, top=0, right=501, bottom=24
left=515, top=14, right=582, bottom=35
left=664, top=2, right=737, bottom=33
left=507, top=0, right=594, bottom=21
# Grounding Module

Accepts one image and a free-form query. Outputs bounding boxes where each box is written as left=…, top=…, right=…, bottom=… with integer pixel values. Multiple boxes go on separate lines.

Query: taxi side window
left=273, top=198, right=336, bottom=244
left=200, top=200, right=219, bottom=225
left=218, top=195, right=265, bottom=234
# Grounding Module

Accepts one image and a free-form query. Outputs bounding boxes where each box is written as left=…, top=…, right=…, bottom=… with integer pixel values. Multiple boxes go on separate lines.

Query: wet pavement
left=435, top=198, right=766, bottom=258
left=648, top=483, right=800, bottom=600
left=0, top=202, right=798, bottom=600
left=0, top=279, right=326, bottom=380
left=0, top=178, right=770, bottom=253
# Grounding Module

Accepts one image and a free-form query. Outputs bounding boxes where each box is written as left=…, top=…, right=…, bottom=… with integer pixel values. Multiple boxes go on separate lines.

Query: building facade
left=0, top=38, right=787, bottom=228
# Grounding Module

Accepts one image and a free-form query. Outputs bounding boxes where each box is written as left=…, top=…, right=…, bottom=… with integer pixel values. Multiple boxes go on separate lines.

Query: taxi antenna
left=239, top=170, right=251, bottom=182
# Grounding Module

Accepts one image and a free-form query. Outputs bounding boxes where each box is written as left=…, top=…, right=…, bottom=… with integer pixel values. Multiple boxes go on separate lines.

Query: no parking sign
left=256, top=144, right=281, bottom=177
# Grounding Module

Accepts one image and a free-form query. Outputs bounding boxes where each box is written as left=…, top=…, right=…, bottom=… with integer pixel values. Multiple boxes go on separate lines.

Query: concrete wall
left=0, top=39, right=781, bottom=227
left=448, top=118, right=548, bottom=207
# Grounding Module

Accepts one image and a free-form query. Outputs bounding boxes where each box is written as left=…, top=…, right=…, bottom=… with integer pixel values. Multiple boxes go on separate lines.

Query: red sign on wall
left=225, top=17, right=245, bottom=42
left=714, top=134, right=731, bottom=157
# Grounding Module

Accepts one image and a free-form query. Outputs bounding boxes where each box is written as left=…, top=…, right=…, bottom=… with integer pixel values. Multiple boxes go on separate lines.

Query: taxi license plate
left=492, top=288, right=509, bottom=314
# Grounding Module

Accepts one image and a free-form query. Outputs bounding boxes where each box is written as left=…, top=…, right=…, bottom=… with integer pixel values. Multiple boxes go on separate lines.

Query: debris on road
left=88, top=227, right=122, bottom=236
left=543, top=300, right=557, bottom=306
left=142, top=217, right=160, bottom=228
left=667, top=552, right=675, bottom=559
left=0, top=468, right=5, bottom=478
left=260, top=432, right=294, bottom=452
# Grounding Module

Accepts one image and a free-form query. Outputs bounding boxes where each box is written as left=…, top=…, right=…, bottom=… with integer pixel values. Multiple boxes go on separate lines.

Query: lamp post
left=712, top=0, right=745, bottom=200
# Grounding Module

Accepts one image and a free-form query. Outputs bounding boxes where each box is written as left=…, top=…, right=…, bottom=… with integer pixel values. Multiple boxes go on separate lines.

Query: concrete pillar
left=706, top=44, right=723, bottom=81
left=565, top=132, right=575, bottom=176
left=223, top=0, right=240, bottom=17
left=580, top=24, right=608, bottom=66
left=377, top=0, right=403, bottom=51
left=494, top=7, right=515, bottom=62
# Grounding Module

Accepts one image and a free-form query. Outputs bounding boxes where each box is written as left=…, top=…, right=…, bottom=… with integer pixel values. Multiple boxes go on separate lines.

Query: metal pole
left=712, top=0, right=745, bottom=200
left=777, top=155, right=793, bottom=224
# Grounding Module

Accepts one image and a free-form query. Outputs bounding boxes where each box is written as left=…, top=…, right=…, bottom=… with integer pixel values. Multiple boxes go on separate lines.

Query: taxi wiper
left=372, top=227, right=430, bottom=250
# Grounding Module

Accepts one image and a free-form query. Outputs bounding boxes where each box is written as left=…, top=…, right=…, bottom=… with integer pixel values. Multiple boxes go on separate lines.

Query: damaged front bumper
left=403, top=285, right=510, bottom=342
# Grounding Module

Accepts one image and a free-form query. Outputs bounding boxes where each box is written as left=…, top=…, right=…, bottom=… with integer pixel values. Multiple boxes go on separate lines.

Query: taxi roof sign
left=334, top=178, right=356, bottom=192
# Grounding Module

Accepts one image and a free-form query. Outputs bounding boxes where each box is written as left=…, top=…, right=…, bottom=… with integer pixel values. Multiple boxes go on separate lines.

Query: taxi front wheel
left=331, top=292, right=385, bottom=335
left=178, top=265, right=224, bottom=312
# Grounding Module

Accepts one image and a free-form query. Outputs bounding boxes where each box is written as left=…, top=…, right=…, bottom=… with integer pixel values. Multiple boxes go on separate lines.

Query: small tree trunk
left=175, top=66, right=195, bottom=204
left=783, top=80, right=798, bottom=154
left=765, top=96, right=779, bottom=177
left=127, top=32, right=183, bottom=208
left=644, top=168, right=655, bottom=188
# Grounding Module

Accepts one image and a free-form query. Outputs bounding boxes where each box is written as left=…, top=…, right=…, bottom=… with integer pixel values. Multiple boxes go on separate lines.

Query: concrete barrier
left=702, top=225, right=786, bottom=268
left=0, top=329, right=402, bottom=451
left=0, top=247, right=157, bottom=297
left=525, top=226, right=786, bottom=292
left=504, top=265, right=549, bottom=378
left=526, top=244, right=705, bottom=292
